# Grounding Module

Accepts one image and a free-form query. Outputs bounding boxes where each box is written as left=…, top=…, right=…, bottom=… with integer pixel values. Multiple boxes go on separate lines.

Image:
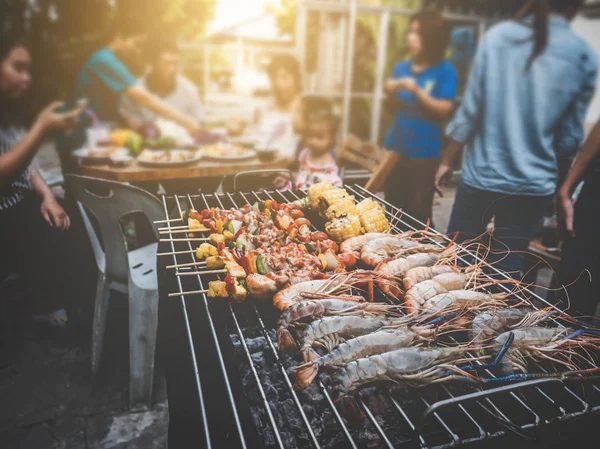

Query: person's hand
left=273, top=172, right=292, bottom=190
left=397, top=77, right=419, bottom=94
left=434, top=162, right=453, bottom=197
left=40, top=196, right=70, bottom=231
left=36, top=101, right=84, bottom=134
left=384, top=77, right=399, bottom=94
left=557, top=187, right=575, bottom=238
left=184, top=119, right=204, bottom=137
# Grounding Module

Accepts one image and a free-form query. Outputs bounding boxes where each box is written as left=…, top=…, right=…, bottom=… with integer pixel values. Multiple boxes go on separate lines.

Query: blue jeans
left=447, top=182, right=553, bottom=275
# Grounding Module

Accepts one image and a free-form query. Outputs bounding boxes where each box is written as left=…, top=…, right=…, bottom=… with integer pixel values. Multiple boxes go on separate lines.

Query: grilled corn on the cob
left=325, top=214, right=363, bottom=243
left=324, top=197, right=357, bottom=220
left=356, top=198, right=390, bottom=233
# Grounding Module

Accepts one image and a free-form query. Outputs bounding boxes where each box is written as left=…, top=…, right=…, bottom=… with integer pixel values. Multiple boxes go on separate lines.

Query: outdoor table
left=78, top=155, right=293, bottom=183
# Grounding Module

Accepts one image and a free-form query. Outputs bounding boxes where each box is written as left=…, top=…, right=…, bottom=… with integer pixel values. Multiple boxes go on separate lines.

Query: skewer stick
left=176, top=269, right=227, bottom=277
left=159, top=228, right=211, bottom=235
left=158, top=225, right=189, bottom=231
left=168, top=289, right=209, bottom=297
left=157, top=249, right=196, bottom=256
left=160, top=237, right=210, bottom=242
left=166, top=261, right=207, bottom=269
left=154, top=218, right=183, bottom=224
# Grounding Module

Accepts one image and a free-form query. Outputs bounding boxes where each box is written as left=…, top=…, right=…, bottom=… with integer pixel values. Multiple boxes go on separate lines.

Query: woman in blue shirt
left=435, top=0, right=597, bottom=276
left=384, top=11, right=458, bottom=225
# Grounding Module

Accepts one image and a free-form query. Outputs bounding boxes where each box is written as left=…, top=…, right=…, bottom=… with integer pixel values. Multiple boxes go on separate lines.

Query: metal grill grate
left=160, top=186, right=600, bottom=449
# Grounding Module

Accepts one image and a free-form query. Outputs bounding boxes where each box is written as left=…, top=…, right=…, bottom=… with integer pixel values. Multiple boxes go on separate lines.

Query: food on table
left=138, top=149, right=197, bottom=163
left=141, top=122, right=160, bottom=140
left=201, top=143, right=253, bottom=159
left=110, top=129, right=136, bottom=147
left=126, top=132, right=144, bottom=156
left=155, top=118, right=194, bottom=146
left=87, top=147, right=119, bottom=157
left=226, top=118, right=247, bottom=137
left=144, top=137, right=177, bottom=150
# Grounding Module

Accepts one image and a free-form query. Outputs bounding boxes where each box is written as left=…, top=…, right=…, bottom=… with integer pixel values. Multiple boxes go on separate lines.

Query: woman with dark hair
left=0, top=36, right=87, bottom=347
left=435, top=0, right=597, bottom=276
left=384, top=11, right=458, bottom=225
left=253, top=53, right=303, bottom=160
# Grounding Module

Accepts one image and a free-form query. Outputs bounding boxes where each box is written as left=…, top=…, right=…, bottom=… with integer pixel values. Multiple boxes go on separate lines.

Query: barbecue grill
left=157, top=185, right=600, bottom=449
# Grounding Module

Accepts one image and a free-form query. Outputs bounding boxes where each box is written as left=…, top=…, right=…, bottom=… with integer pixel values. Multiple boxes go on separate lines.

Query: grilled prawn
left=276, top=300, right=397, bottom=351
left=330, top=347, right=477, bottom=397
left=360, top=237, right=438, bottom=268
left=403, top=271, right=485, bottom=313
left=340, top=233, right=390, bottom=256
left=294, top=328, right=423, bottom=388
left=272, top=271, right=381, bottom=311
left=492, top=326, right=600, bottom=374
left=375, top=253, right=441, bottom=300
left=421, top=290, right=510, bottom=315
left=470, top=308, right=554, bottom=349
left=298, top=315, right=413, bottom=362
left=402, top=265, right=460, bottom=290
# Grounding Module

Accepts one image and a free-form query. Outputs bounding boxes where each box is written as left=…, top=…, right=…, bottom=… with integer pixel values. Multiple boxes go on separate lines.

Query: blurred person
left=253, top=54, right=303, bottom=160
left=74, top=15, right=201, bottom=135
left=294, top=97, right=342, bottom=189
left=557, top=119, right=600, bottom=319
left=120, top=38, right=205, bottom=130
left=383, top=11, right=458, bottom=225
left=435, top=0, right=597, bottom=276
left=0, top=36, right=89, bottom=354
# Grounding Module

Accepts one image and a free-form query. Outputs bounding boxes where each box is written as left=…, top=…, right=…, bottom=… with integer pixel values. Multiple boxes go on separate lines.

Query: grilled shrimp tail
left=294, top=362, right=319, bottom=389
left=336, top=396, right=364, bottom=427
left=302, top=347, right=320, bottom=363
left=277, top=329, right=298, bottom=352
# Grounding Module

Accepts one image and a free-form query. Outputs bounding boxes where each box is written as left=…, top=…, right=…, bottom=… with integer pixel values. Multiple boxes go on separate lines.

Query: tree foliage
left=1, top=0, right=216, bottom=105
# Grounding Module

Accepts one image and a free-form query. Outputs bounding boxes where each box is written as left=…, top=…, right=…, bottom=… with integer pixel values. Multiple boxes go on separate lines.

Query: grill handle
left=419, top=378, right=565, bottom=430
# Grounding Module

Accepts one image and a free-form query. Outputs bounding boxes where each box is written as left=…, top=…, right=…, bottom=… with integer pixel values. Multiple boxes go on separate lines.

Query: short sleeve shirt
left=120, top=75, right=205, bottom=124
left=0, top=127, right=32, bottom=210
left=384, top=60, right=458, bottom=159
left=75, top=47, right=138, bottom=122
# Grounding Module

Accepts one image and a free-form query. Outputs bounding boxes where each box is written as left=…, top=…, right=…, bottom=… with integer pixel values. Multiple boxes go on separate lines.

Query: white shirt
left=121, top=74, right=205, bottom=124
left=254, top=101, right=300, bottom=159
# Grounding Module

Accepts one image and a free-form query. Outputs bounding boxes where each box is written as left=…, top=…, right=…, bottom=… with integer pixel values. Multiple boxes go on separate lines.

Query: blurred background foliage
left=1, top=0, right=217, bottom=108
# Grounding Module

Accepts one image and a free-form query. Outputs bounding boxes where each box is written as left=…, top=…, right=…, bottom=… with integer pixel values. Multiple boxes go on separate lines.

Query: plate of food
left=138, top=149, right=202, bottom=167
left=73, top=147, right=128, bottom=164
left=228, top=134, right=260, bottom=148
left=200, top=143, right=256, bottom=161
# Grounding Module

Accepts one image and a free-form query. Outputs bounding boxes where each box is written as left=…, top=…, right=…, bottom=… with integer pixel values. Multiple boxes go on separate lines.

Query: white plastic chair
left=65, top=175, right=164, bottom=408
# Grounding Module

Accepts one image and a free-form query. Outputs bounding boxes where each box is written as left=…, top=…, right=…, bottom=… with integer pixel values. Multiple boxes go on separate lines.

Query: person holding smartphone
left=0, top=35, right=88, bottom=347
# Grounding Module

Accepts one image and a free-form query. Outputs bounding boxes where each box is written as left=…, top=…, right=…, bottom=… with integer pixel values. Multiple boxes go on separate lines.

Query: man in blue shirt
left=74, top=15, right=201, bottom=135
left=435, top=0, right=597, bottom=275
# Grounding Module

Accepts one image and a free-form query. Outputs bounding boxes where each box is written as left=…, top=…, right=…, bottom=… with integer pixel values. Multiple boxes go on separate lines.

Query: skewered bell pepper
left=256, top=254, right=268, bottom=275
